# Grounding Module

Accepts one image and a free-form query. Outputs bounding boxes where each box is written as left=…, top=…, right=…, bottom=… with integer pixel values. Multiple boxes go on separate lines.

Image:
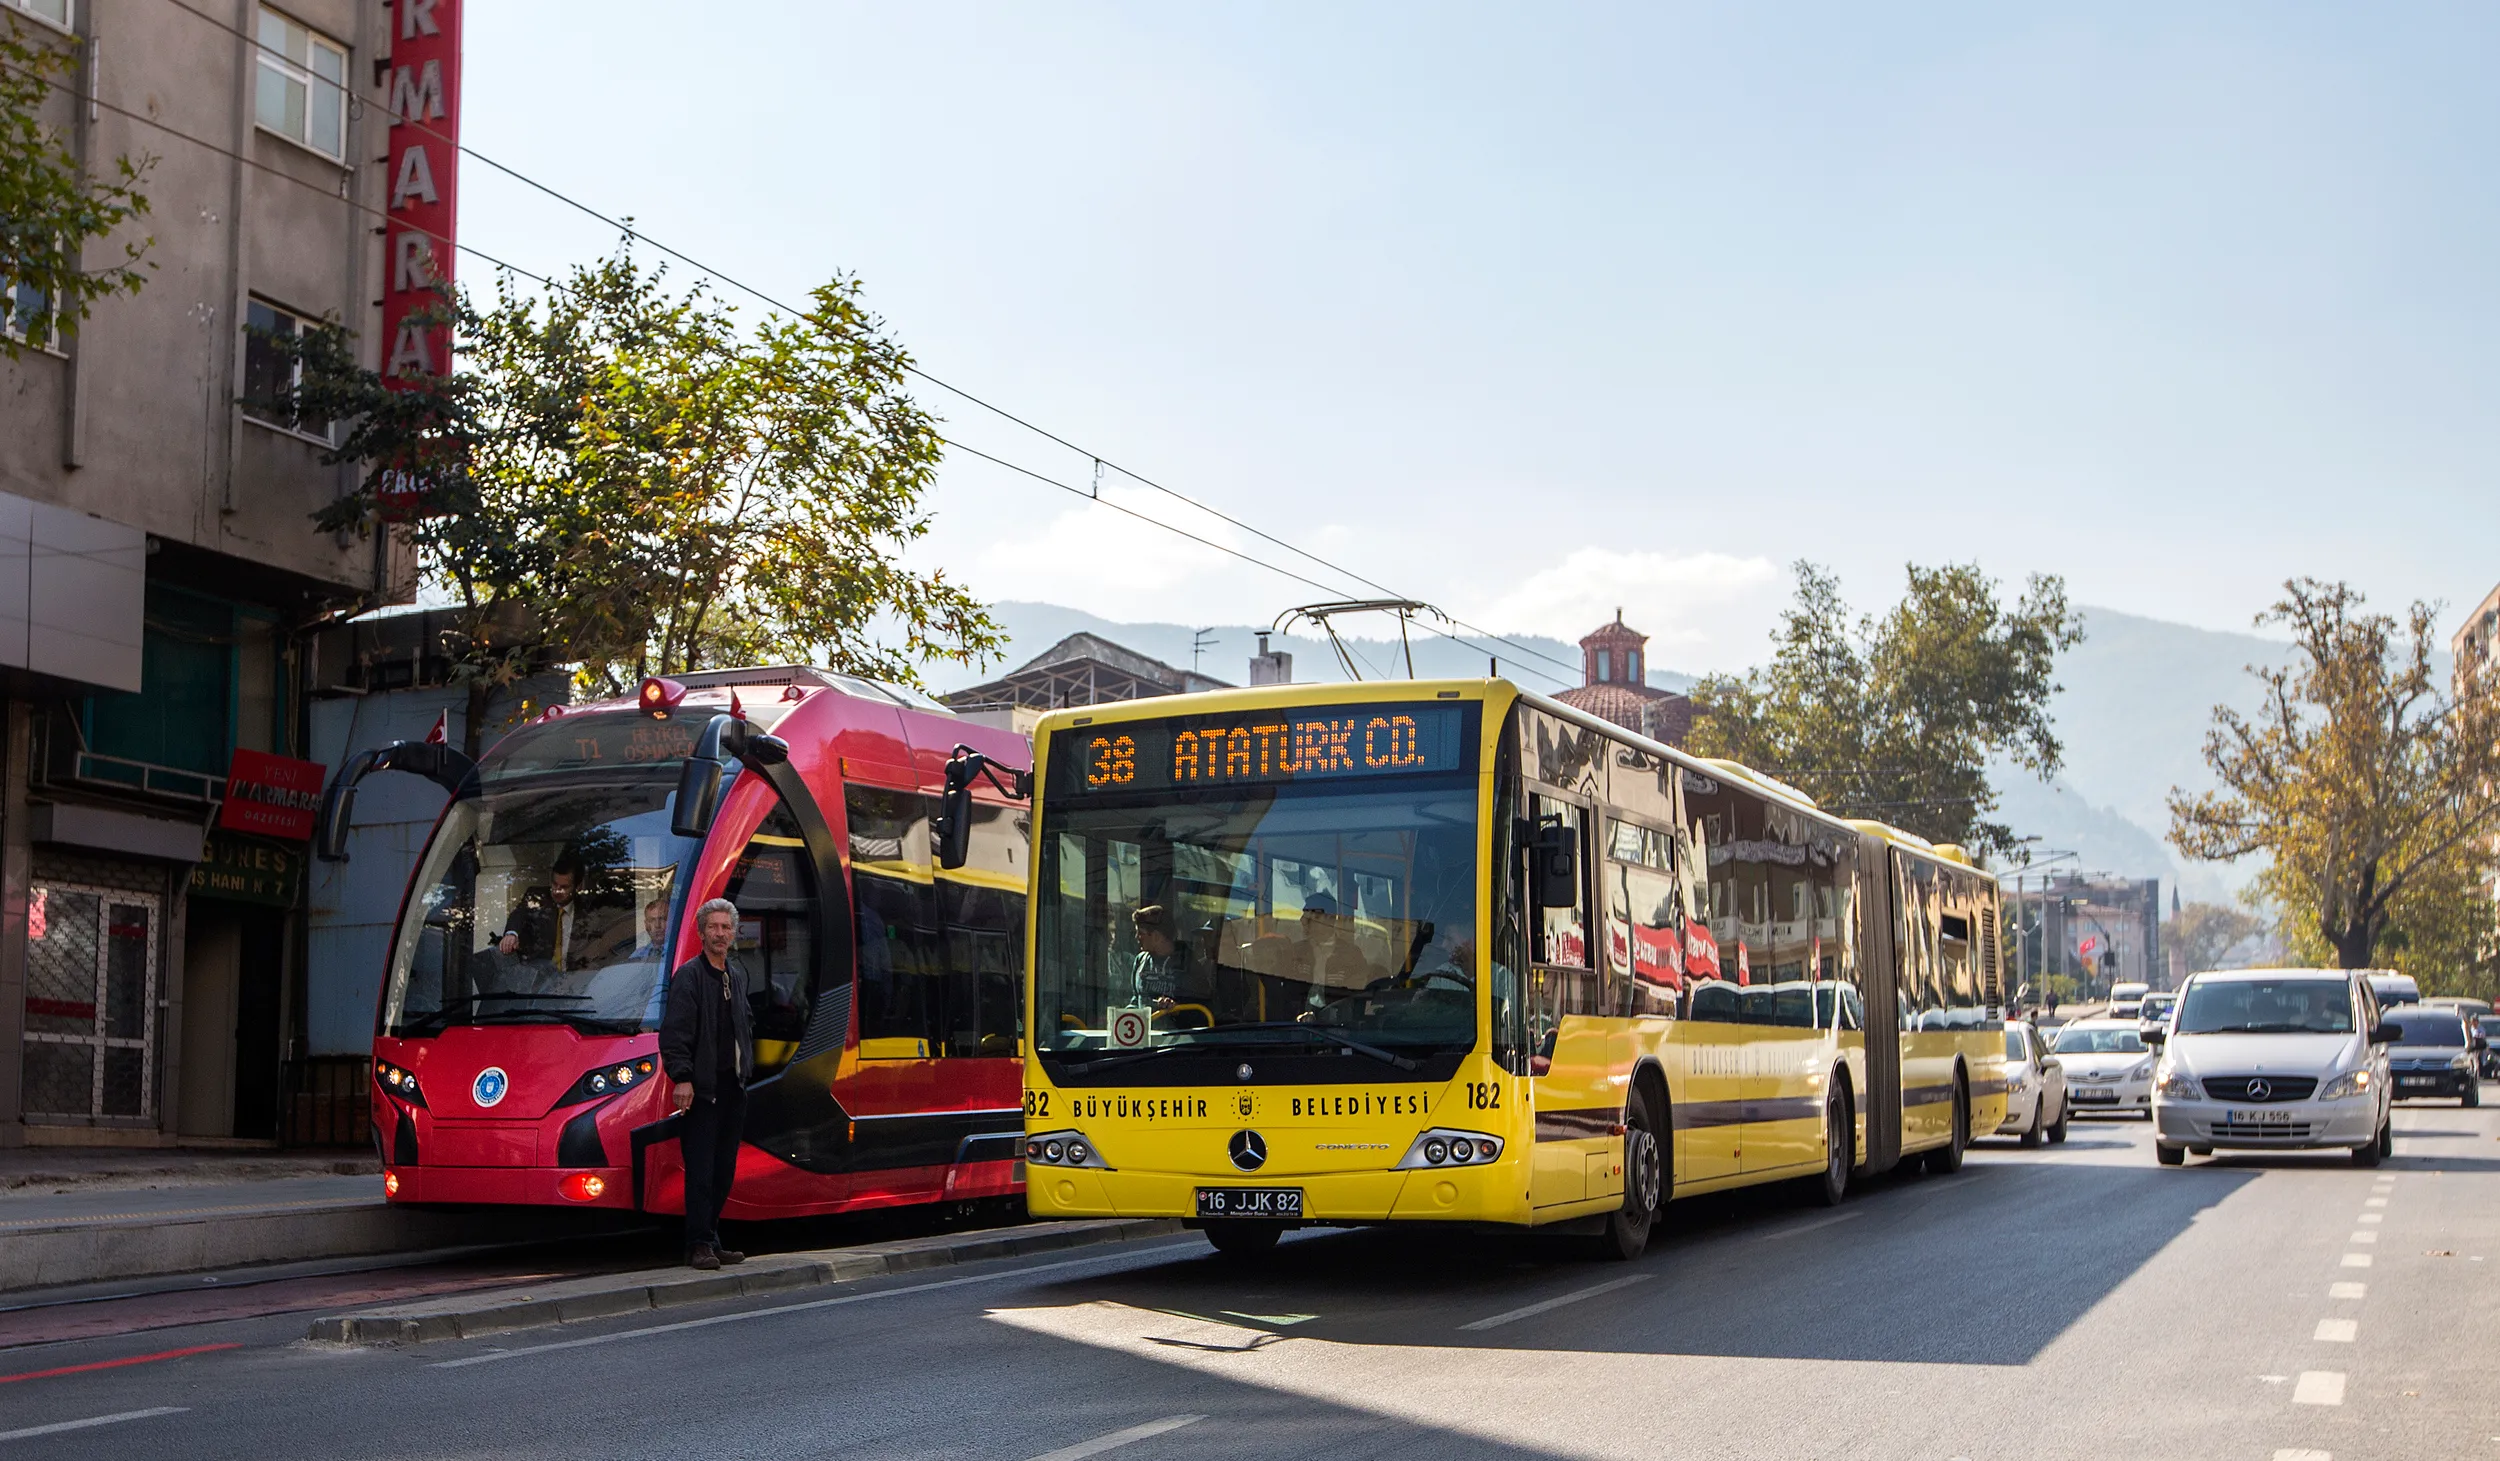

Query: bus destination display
left=1057, top=702, right=1471, bottom=794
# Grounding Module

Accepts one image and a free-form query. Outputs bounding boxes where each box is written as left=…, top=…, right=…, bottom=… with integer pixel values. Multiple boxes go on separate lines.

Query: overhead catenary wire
left=148, top=0, right=1597, bottom=689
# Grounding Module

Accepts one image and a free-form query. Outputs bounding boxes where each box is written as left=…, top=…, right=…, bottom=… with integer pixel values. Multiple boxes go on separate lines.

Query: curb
left=307, top=1217, right=1187, bottom=1346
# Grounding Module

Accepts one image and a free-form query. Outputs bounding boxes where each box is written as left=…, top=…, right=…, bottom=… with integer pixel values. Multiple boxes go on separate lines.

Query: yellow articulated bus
left=1006, top=678, right=2007, bottom=1259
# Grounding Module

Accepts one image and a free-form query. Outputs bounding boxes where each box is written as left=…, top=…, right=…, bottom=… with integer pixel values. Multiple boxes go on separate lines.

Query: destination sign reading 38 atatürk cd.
left=1054, top=702, right=1471, bottom=794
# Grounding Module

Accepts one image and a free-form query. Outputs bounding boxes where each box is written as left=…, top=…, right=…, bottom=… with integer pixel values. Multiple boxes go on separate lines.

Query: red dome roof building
left=1551, top=610, right=1694, bottom=746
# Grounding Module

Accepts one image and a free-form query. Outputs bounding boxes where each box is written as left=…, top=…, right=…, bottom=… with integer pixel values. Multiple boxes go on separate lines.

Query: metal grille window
left=21, top=883, right=160, bottom=1121
left=253, top=7, right=347, bottom=160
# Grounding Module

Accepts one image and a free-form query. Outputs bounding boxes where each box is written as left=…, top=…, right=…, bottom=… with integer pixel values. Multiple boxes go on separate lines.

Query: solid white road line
left=2340, top=1254, right=2373, bottom=1268
left=429, top=1242, right=1197, bottom=1369
left=1459, top=1274, right=1653, bottom=1332
left=2329, top=1282, right=2366, bottom=1300
left=1754, top=1211, right=1863, bottom=1243
left=2272, top=1449, right=2332, bottom=1460
left=1027, top=1415, right=1205, bottom=1461
left=0, top=1408, right=187, bottom=1443
left=2292, top=1371, right=2347, bottom=1406
left=2313, top=1318, right=2357, bottom=1342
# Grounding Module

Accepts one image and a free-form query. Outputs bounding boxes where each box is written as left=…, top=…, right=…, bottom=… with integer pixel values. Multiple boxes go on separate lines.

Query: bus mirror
left=1530, top=824, right=1577, bottom=909
left=935, top=780, right=974, bottom=870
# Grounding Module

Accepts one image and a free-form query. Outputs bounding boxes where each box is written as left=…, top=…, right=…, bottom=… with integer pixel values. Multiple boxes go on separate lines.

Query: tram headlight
left=1396, top=1129, right=1504, bottom=1170
left=562, top=1056, right=663, bottom=1106
left=375, top=1062, right=425, bottom=1108
left=590, top=1073, right=610, bottom=1094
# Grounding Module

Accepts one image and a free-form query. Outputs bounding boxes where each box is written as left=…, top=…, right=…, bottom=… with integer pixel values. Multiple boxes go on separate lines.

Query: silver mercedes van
left=2146, top=968, right=2396, bottom=1167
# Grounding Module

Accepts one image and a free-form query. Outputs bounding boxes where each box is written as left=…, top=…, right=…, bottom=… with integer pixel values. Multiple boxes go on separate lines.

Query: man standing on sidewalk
left=660, top=897, right=752, bottom=1270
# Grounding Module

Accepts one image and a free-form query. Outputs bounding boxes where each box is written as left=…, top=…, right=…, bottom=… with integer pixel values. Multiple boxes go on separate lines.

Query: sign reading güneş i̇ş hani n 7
left=1053, top=701, right=1474, bottom=795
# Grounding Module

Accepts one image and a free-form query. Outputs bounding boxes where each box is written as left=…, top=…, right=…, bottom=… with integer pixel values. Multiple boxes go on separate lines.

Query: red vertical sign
left=380, top=0, right=461, bottom=514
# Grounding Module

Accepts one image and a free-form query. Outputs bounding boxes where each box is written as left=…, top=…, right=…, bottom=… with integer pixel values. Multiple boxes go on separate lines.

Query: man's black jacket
left=658, top=953, right=753, bottom=1098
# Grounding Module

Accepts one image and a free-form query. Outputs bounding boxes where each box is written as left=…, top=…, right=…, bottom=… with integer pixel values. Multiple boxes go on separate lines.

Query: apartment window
left=2, top=277, right=51, bottom=350
left=241, top=300, right=328, bottom=440
left=254, top=7, right=347, bottom=160
left=4, top=0, right=74, bottom=31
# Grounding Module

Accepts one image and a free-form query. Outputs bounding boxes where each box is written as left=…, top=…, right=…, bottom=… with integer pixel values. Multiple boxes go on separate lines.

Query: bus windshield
left=1032, top=775, right=1479, bottom=1061
left=380, top=769, right=698, bottom=1039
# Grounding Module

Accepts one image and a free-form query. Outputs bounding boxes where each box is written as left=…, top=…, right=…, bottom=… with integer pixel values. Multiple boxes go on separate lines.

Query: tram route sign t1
left=1052, top=701, right=1474, bottom=795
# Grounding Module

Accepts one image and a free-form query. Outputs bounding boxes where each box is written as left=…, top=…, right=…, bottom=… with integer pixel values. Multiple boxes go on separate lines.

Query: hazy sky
left=461, top=3, right=2499, bottom=675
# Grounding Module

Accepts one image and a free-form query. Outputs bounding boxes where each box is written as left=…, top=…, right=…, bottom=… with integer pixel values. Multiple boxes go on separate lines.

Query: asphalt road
left=5, top=1096, right=2496, bottom=1461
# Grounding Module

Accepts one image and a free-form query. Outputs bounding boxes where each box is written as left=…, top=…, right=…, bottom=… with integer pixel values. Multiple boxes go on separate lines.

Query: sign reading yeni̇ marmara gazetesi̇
left=218, top=749, right=326, bottom=841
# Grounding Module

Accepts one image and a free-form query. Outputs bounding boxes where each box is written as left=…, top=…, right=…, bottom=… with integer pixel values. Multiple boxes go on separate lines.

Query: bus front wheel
left=1588, top=1091, right=1662, bottom=1261
left=1202, top=1220, right=1284, bottom=1258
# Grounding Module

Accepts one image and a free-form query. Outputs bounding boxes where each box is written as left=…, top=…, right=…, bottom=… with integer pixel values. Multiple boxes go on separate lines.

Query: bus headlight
left=1024, top=1129, right=1110, bottom=1168
left=1396, top=1128, right=1504, bottom=1169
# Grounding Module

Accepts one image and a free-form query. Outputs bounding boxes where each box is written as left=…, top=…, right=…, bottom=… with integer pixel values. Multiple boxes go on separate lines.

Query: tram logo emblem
left=2245, top=1078, right=2272, bottom=1101
left=1228, top=1130, right=1267, bottom=1172
left=473, top=1067, right=510, bottom=1108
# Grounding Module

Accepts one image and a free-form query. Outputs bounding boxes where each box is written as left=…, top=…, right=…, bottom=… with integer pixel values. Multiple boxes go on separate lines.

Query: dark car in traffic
left=2386, top=1006, right=2484, bottom=1106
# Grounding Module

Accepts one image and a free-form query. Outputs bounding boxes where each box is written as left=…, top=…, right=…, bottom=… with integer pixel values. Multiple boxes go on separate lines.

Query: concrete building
left=1552, top=612, right=1694, bottom=746
left=943, top=633, right=1230, bottom=734
left=2456, top=581, right=2500, bottom=929
left=0, top=0, right=415, bottom=1146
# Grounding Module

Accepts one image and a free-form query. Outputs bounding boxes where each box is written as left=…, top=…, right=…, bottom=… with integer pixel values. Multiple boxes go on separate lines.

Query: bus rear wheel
left=1202, top=1220, right=1284, bottom=1258
left=1589, top=1091, right=1662, bottom=1261
left=1922, top=1081, right=1968, bottom=1175
left=1812, top=1085, right=1852, bottom=1207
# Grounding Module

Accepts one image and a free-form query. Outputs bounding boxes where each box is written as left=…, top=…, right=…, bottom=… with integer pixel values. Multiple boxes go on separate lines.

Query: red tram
left=318, top=667, right=1031, bottom=1220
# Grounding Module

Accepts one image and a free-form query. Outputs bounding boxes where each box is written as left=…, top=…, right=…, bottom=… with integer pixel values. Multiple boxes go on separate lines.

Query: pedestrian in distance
left=660, top=897, right=752, bottom=1270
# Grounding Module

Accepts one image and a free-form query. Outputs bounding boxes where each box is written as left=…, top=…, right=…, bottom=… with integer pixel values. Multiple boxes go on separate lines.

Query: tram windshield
left=378, top=708, right=782, bottom=1038
left=1031, top=708, right=1481, bottom=1062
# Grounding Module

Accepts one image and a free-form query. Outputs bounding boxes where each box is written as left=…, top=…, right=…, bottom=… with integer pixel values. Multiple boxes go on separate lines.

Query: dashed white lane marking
left=2358, top=1213, right=2383, bottom=1224
left=2329, top=1282, right=2366, bottom=1299
left=2293, top=1371, right=2347, bottom=1406
left=2349, top=1231, right=2379, bottom=1244
left=0, top=1408, right=187, bottom=1442
left=1755, top=1210, right=1863, bottom=1243
left=2314, top=1318, right=2357, bottom=1342
left=2364, top=1197, right=2388, bottom=1207
left=2341, top=1254, right=2373, bottom=1268
left=1027, top=1414, right=1204, bottom=1461
left=2272, top=1449, right=2332, bottom=1460
left=1459, top=1274, right=1653, bottom=1331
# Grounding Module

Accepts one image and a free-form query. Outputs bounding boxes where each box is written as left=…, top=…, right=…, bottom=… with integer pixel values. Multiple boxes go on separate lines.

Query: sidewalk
left=309, top=1217, right=1186, bottom=1345
left=0, top=1148, right=624, bottom=1294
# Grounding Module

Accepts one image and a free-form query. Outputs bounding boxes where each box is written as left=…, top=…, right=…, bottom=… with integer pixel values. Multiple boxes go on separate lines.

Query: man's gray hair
left=695, top=897, right=738, bottom=927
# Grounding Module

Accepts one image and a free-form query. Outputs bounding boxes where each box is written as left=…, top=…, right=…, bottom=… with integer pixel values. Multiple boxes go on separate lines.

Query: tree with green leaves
left=292, top=244, right=1002, bottom=756
left=2169, top=579, right=2500, bottom=971
left=1689, top=561, right=2084, bottom=859
left=2167, top=900, right=2267, bottom=975
left=1, top=12, right=151, bottom=356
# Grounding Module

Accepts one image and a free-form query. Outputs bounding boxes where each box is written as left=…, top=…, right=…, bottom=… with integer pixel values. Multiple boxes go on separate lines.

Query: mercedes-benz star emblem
left=2246, top=1078, right=2272, bottom=1101
left=1228, top=1130, right=1267, bottom=1172
left=1236, top=1063, right=1254, bottom=1081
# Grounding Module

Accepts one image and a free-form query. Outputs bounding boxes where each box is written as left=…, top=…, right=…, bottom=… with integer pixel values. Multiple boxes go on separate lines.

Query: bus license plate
left=1196, top=1187, right=1302, bottom=1219
left=2224, top=1108, right=2293, bottom=1124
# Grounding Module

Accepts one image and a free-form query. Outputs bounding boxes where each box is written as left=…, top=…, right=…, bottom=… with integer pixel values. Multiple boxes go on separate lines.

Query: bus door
left=1675, top=773, right=1744, bottom=1186
left=1526, top=794, right=1612, bottom=1209
left=1743, top=808, right=1829, bottom=1174
left=1893, top=854, right=1951, bottom=1149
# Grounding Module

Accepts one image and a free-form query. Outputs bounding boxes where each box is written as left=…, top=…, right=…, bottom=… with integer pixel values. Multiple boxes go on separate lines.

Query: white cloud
left=1468, top=548, right=1785, bottom=672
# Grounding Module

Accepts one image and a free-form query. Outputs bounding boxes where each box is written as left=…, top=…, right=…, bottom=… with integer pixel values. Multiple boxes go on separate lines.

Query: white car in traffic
left=2049, top=1019, right=2155, bottom=1117
left=2149, top=967, right=2396, bottom=1167
left=1997, top=1020, right=2068, bottom=1146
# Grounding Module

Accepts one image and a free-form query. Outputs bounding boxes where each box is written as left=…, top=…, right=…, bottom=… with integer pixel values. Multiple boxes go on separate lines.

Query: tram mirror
left=935, top=780, right=974, bottom=870
left=673, top=756, right=726, bottom=839
left=315, top=782, right=357, bottom=863
left=1529, top=824, right=1578, bottom=909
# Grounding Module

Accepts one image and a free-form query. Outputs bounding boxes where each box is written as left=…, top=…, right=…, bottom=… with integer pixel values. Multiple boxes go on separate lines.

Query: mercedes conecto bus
left=322, top=666, right=1031, bottom=1220
left=1005, top=679, right=2006, bottom=1258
